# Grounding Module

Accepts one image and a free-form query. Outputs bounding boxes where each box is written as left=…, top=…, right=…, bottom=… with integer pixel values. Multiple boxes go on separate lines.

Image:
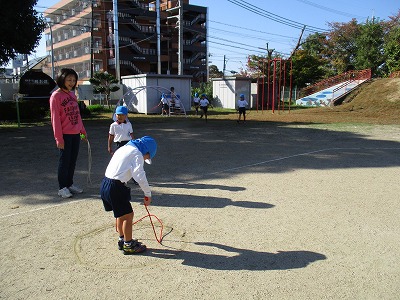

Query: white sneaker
left=68, top=184, right=83, bottom=194
left=58, top=187, right=73, bottom=198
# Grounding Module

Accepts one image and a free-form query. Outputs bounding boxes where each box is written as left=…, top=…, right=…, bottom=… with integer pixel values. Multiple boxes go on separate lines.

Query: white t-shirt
left=109, top=121, right=133, bottom=142
left=199, top=98, right=210, bottom=107
left=104, top=144, right=151, bottom=196
left=193, top=96, right=200, bottom=104
left=237, top=99, right=249, bottom=108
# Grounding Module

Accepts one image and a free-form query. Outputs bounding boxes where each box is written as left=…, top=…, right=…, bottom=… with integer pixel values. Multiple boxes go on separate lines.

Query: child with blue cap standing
left=237, top=94, right=249, bottom=123
left=100, top=136, right=157, bottom=255
left=107, top=106, right=134, bottom=155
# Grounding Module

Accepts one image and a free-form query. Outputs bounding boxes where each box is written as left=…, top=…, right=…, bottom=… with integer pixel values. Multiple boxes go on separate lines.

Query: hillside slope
left=253, top=78, right=400, bottom=125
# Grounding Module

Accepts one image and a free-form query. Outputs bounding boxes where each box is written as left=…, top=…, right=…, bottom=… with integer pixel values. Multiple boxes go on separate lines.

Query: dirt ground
left=0, top=78, right=400, bottom=299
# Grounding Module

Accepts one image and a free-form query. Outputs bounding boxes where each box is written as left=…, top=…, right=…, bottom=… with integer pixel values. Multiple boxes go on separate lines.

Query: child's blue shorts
left=100, top=177, right=133, bottom=218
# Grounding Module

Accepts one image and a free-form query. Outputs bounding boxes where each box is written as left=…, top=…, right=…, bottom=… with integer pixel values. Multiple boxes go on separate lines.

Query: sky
left=30, top=0, right=399, bottom=73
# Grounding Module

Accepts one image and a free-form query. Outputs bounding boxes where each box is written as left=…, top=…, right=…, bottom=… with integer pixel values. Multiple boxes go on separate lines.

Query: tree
left=89, top=71, right=120, bottom=108
left=355, top=19, right=385, bottom=76
left=383, top=11, right=400, bottom=74
left=0, top=0, right=45, bottom=66
left=209, top=65, right=223, bottom=78
left=326, top=19, right=361, bottom=73
left=291, top=50, right=325, bottom=88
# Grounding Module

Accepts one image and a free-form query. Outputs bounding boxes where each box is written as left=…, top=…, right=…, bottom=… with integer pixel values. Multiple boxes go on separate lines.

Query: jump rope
left=114, top=201, right=164, bottom=244
left=82, top=135, right=164, bottom=244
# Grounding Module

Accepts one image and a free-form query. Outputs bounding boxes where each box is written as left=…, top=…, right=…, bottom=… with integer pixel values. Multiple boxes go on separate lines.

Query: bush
left=0, top=100, right=49, bottom=121
left=87, top=104, right=112, bottom=113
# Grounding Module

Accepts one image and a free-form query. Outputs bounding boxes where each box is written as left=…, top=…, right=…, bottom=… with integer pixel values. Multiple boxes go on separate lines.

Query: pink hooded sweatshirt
left=50, top=89, right=86, bottom=146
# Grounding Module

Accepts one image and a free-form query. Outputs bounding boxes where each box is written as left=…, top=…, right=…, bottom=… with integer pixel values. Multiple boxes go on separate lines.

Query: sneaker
left=118, top=239, right=124, bottom=250
left=123, top=240, right=147, bottom=255
left=58, top=187, right=73, bottom=198
left=68, top=184, right=83, bottom=194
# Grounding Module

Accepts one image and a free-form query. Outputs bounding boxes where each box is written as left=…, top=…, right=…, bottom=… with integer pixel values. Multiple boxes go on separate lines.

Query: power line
left=227, top=0, right=328, bottom=33
left=294, top=0, right=367, bottom=19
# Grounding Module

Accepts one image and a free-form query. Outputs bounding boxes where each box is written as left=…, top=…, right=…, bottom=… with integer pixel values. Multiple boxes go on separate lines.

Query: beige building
left=43, top=0, right=208, bottom=82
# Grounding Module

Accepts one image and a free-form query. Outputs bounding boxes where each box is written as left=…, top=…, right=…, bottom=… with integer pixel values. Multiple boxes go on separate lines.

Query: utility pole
left=166, top=1, right=183, bottom=75
left=113, top=0, right=120, bottom=81
left=90, top=0, right=94, bottom=79
left=223, top=55, right=226, bottom=78
left=289, top=25, right=306, bottom=59
left=156, top=0, right=161, bottom=74
left=48, top=21, right=55, bottom=80
left=178, top=0, right=183, bottom=75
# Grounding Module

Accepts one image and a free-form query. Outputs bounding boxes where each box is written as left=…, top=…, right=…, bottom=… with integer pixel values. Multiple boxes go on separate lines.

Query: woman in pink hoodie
left=50, top=68, right=87, bottom=198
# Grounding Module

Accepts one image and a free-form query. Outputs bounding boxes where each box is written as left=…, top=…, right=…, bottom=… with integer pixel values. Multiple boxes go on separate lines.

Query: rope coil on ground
left=133, top=205, right=164, bottom=244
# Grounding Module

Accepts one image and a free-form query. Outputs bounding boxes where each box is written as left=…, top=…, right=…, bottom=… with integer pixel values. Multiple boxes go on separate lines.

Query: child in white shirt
left=108, top=106, right=134, bottom=155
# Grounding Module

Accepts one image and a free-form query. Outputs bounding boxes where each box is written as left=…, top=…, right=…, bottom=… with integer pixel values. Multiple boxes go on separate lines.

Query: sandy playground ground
left=0, top=116, right=400, bottom=299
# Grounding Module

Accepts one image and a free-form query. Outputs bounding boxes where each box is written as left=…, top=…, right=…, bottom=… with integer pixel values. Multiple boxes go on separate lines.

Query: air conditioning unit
left=73, top=50, right=78, bottom=57
left=64, top=33, right=68, bottom=40
left=93, top=3, right=98, bottom=7
left=56, top=16, right=60, bottom=23
left=85, top=47, right=90, bottom=54
left=82, top=2, right=88, bottom=8
left=63, top=13, right=67, bottom=20
left=72, top=30, right=77, bottom=37
left=59, top=54, right=63, bottom=60
left=65, top=53, right=70, bottom=59
left=57, top=35, right=61, bottom=42
left=71, top=9, right=75, bottom=16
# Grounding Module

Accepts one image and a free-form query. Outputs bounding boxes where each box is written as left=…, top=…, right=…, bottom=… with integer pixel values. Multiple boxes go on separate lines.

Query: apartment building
left=43, top=0, right=208, bottom=82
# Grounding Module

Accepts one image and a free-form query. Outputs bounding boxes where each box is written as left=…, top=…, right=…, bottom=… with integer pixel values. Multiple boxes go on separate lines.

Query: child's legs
left=58, top=134, right=79, bottom=188
left=117, top=212, right=134, bottom=241
left=67, top=134, right=80, bottom=187
left=100, top=178, right=133, bottom=238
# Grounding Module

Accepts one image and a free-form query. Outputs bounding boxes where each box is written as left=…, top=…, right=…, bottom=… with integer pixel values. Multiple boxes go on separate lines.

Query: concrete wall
left=121, top=74, right=192, bottom=114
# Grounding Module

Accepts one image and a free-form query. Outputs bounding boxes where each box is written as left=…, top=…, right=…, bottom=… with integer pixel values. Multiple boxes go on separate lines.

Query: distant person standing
left=199, top=94, right=210, bottom=122
left=49, top=68, right=87, bottom=199
left=107, top=106, right=134, bottom=155
left=237, top=94, right=249, bottom=123
left=157, top=93, right=169, bottom=116
left=193, top=92, right=200, bottom=115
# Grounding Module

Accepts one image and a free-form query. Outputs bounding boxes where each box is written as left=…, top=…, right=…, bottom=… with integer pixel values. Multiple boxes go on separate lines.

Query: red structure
left=256, top=58, right=293, bottom=113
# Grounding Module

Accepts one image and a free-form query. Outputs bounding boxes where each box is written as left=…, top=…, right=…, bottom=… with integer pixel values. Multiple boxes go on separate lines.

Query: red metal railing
left=299, top=69, right=371, bottom=99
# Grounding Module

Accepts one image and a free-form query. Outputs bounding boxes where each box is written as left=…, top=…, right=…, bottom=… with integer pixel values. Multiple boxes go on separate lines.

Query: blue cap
left=128, top=136, right=157, bottom=164
left=115, top=106, right=128, bottom=115
left=240, top=94, right=245, bottom=98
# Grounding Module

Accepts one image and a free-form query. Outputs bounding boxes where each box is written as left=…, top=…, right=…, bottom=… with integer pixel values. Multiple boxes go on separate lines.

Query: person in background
left=49, top=68, right=87, bottom=199
left=199, top=94, right=210, bottom=122
left=157, top=93, right=169, bottom=116
left=237, top=94, right=249, bottom=123
left=108, top=106, right=134, bottom=155
left=193, top=92, right=200, bottom=115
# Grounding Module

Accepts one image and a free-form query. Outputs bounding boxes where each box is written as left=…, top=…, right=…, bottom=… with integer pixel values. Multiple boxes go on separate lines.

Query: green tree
left=209, top=65, right=223, bottom=78
left=383, top=12, right=400, bottom=75
left=326, top=19, right=361, bottom=73
left=355, top=19, right=385, bottom=76
left=291, top=49, right=325, bottom=88
left=89, top=71, right=120, bottom=108
left=0, top=0, right=45, bottom=66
